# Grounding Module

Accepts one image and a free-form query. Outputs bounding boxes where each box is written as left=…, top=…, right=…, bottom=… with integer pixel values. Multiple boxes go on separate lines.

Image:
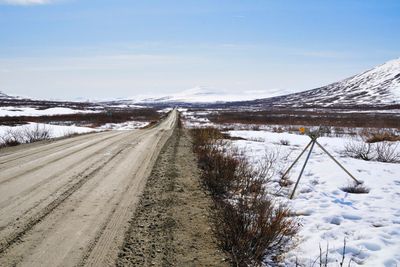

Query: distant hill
left=134, top=86, right=276, bottom=104
left=0, top=91, right=17, bottom=100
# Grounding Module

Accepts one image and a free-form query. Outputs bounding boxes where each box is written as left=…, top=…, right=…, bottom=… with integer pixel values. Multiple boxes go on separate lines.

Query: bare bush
left=344, top=139, right=373, bottom=161
left=0, top=129, right=22, bottom=147
left=344, top=136, right=400, bottom=163
left=375, top=141, right=400, bottom=163
left=23, top=124, right=52, bottom=143
left=215, top=198, right=299, bottom=266
left=0, top=124, right=52, bottom=148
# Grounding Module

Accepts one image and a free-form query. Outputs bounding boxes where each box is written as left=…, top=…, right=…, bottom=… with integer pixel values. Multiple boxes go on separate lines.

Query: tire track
left=0, top=129, right=151, bottom=257
left=82, top=121, right=174, bottom=266
left=0, top=131, right=109, bottom=166
left=0, top=130, right=149, bottom=229
left=0, top=131, right=125, bottom=185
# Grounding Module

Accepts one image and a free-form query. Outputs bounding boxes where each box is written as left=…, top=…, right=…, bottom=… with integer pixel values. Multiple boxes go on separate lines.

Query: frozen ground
left=0, top=107, right=99, bottom=117
left=227, top=130, right=400, bottom=267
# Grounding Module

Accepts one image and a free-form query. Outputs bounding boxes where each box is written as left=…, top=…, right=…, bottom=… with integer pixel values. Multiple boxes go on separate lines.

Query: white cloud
left=0, top=0, right=54, bottom=5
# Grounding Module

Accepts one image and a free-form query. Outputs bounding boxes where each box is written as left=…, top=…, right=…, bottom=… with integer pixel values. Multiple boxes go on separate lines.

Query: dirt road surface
left=116, top=127, right=228, bottom=267
left=0, top=110, right=177, bottom=267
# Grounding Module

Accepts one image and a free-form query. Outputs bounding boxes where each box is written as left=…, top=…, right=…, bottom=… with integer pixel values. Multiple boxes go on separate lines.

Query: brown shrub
left=190, top=127, right=299, bottom=266
left=215, top=198, right=298, bottom=267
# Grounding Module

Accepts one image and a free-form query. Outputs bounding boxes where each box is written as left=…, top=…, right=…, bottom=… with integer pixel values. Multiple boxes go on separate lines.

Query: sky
left=0, top=0, right=400, bottom=100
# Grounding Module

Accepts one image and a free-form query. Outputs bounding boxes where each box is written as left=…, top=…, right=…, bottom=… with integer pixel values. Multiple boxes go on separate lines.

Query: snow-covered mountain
left=130, top=58, right=400, bottom=107
left=249, top=58, right=400, bottom=108
left=0, top=91, right=14, bottom=100
left=134, top=86, right=275, bottom=103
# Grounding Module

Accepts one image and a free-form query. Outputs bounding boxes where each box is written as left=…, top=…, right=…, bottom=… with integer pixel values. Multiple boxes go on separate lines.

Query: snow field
left=227, top=130, right=400, bottom=266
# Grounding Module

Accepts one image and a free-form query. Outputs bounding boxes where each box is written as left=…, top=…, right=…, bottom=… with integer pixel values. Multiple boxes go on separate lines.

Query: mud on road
left=116, top=127, right=228, bottom=267
left=0, top=111, right=177, bottom=266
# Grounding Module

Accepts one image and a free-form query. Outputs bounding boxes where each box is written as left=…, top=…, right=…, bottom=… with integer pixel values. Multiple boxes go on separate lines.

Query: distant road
left=0, top=110, right=177, bottom=267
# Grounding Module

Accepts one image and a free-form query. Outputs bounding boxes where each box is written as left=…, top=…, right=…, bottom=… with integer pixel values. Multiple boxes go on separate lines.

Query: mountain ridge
left=244, top=58, right=400, bottom=109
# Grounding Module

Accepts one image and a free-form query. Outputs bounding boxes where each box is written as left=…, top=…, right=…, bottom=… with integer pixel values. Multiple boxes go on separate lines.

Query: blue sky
left=0, top=0, right=399, bottom=99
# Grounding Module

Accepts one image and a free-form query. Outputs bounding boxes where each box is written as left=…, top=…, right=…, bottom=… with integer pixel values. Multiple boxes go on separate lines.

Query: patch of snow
left=97, top=121, right=149, bottom=130
left=0, top=107, right=98, bottom=117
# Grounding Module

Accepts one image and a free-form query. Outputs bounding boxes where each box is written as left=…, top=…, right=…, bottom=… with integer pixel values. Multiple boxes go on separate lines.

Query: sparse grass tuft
left=341, top=182, right=370, bottom=194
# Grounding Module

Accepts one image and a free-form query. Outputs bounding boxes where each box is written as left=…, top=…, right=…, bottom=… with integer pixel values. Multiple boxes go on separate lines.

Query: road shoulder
left=116, top=127, right=228, bottom=266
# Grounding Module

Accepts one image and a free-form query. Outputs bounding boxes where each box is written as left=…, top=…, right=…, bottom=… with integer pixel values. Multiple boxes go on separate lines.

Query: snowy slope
left=247, top=58, right=400, bottom=108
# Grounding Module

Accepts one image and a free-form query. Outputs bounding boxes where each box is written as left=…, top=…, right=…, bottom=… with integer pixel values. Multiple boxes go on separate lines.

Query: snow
left=227, top=130, right=400, bottom=266
left=0, top=107, right=98, bottom=117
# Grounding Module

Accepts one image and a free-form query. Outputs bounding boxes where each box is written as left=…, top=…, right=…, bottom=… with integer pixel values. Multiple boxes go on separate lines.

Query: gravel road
left=0, top=110, right=177, bottom=267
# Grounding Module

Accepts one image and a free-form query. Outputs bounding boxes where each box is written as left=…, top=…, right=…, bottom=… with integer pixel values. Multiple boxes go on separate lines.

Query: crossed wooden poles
left=282, top=132, right=361, bottom=199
